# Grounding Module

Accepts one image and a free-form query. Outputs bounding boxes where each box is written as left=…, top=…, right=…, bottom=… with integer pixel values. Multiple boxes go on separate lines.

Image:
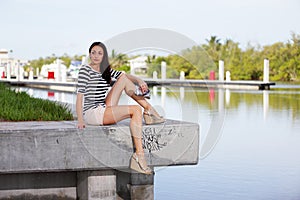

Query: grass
left=0, top=83, right=74, bottom=121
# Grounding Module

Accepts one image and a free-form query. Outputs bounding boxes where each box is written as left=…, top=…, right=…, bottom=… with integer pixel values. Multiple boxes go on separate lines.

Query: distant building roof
left=70, top=60, right=82, bottom=66
left=128, top=56, right=148, bottom=62
left=0, top=49, right=9, bottom=59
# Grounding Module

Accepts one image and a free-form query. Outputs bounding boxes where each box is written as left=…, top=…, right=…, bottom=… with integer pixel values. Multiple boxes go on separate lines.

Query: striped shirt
left=77, top=64, right=123, bottom=114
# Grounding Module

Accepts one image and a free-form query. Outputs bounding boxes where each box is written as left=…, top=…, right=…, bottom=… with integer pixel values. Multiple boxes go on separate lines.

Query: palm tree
left=109, top=50, right=128, bottom=69
left=203, top=36, right=222, bottom=64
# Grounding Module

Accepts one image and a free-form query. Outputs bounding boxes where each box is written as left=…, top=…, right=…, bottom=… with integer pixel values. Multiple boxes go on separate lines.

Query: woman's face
left=90, top=45, right=104, bottom=65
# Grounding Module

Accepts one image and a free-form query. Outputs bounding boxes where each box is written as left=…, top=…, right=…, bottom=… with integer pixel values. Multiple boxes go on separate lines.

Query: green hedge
left=0, top=83, right=73, bottom=121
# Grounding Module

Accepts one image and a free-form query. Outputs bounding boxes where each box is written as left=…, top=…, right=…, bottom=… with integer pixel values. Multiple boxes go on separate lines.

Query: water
left=17, top=84, right=300, bottom=200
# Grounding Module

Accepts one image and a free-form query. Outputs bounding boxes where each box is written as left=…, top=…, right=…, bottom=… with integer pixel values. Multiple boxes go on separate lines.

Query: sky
left=0, top=0, right=299, bottom=60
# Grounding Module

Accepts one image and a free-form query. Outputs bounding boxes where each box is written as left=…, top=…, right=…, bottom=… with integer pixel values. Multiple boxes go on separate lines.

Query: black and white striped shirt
left=77, top=64, right=123, bottom=114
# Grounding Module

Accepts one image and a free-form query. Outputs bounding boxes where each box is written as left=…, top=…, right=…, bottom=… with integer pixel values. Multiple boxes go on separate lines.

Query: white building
left=40, top=59, right=67, bottom=81
left=128, top=56, right=148, bottom=75
left=67, top=60, right=82, bottom=79
left=0, top=49, right=29, bottom=78
left=67, top=56, right=85, bottom=79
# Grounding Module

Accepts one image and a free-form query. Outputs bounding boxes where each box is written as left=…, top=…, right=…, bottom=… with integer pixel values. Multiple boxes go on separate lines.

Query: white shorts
left=84, top=106, right=106, bottom=125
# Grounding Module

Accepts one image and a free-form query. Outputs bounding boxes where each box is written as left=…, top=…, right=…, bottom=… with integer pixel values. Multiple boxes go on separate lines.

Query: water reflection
left=200, top=88, right=225, bottom=159
left=16, top=87, right=76, bottom=105
left=16, top=85, right=300, bottom=120
left=180, top=87, right=184, bottom=100
left=156, top=85, right=300, bottom=200
left=225, top=89, right=230, bottom=106
left=209, top=89, right=215, bottom=104
left=263, top=90, right=269, bottom=120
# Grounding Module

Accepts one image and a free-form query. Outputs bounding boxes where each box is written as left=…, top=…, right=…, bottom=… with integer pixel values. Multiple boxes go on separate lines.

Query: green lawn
left=0, top=83, right=73, bottom=121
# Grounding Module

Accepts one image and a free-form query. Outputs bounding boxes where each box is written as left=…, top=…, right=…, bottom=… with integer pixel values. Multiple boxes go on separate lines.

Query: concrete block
left=116, top=171, right=154, bottom=200
left=77, top=170, right=116, bottom=200
left=0, top=119, right=199, bottom=173
left=0, top=172, right=77, bottom=199
left=0, top=119, right=199, bottom=199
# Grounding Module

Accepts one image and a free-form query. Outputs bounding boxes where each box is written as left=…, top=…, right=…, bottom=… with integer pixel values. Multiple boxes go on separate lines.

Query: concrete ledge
left=0, top=119, right=199, bottom=199
left=0, top=119, right=199, bottom=173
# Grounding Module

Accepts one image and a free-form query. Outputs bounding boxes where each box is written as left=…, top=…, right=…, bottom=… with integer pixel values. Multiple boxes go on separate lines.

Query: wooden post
left=219, top=60, right=224, bottom=81
left=263, top=59, right=269, bottom=82
left=57, top=58, right=61, bottom=82
left=29, top=70, right=34, bottom=81
left=180, top=71, right=185, bottom=80
left=161, top=61, right=166, bottom=80
left=226, top=71, right=231, bottom=81
left=6, top=62, right=11, bottom=80
left=153, top=71, right=158, bottom=79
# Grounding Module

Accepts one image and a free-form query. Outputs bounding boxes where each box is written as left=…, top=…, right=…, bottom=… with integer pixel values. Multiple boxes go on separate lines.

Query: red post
left=209, top=89, right=215, bottom=103
left=209, top=71, right=215, bottom=80
left=48, top=71, right=55, bottom=79
left=48, top=91, right=55, bottom=97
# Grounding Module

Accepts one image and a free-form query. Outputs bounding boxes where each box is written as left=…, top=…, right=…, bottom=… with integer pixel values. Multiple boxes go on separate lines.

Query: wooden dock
left=0, top=78, right=275, bottom=92
left=144, top=78, right=276, bottom=90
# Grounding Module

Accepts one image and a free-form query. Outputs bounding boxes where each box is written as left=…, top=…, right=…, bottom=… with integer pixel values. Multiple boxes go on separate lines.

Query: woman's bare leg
left=106, top=74, right=158, bottom=115
left=104, top=74, right=145, bottom=151
left=103, top=75, right=151, bottom=154
left=103, top=105, right=143, bottom=141
left=103, top=105, right=148, bottom=169
left=103, top=74, right=162, bottom=173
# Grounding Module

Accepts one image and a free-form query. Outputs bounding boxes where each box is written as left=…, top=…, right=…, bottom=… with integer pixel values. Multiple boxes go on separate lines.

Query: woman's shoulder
left=79, top=64, right=93, bottom=72
left=80, top=64, right=91, bottom=69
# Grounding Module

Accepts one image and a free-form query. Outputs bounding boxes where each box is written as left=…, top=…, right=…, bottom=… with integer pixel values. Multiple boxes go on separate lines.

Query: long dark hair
left=89, top=41, right=111, bottom=84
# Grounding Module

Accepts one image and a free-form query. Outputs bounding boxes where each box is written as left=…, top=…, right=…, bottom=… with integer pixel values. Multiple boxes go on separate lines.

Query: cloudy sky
left=1, top=0, right=299, bottom=60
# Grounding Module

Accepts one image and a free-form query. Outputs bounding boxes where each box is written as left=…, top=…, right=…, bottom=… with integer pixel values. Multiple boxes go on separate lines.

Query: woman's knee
left=130, top=105, right=142, bottom=115
left=120, top=75, right=135, bottom=94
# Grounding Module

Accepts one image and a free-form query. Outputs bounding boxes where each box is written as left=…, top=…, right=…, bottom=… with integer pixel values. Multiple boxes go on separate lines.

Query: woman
left=76, top=41, right=165, bottom=175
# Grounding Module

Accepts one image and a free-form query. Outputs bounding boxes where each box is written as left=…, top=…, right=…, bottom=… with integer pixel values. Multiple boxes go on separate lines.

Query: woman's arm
left=125, top=74, right=149, bottom=93
left=76, top=93, right=85, bottom=129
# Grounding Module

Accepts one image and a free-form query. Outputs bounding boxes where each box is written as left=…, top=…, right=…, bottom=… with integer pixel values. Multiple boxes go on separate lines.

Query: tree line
left=25, top=33, right=300, bottom=82
left=146, top=33, right=300, bottom=82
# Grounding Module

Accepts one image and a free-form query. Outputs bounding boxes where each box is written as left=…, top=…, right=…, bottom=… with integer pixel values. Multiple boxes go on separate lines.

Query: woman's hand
left=137, top=79, right=149, bottom=94
left=77, top=121, right=86, bottom=129
left=125, top=74, right=149, bottom=94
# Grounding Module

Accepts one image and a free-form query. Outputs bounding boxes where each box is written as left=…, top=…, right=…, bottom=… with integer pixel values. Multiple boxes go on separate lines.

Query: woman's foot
left=143, top=108, right=165, bottom=125
left=130, top=153, right=152, bottom=175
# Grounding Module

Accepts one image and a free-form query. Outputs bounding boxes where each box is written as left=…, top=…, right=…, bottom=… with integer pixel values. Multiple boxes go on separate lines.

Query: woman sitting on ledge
left=76, top=41, right=165, bottom=175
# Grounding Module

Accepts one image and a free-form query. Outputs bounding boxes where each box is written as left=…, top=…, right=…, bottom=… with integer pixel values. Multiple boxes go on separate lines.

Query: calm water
left=18, top=84, right=300, bottom=200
